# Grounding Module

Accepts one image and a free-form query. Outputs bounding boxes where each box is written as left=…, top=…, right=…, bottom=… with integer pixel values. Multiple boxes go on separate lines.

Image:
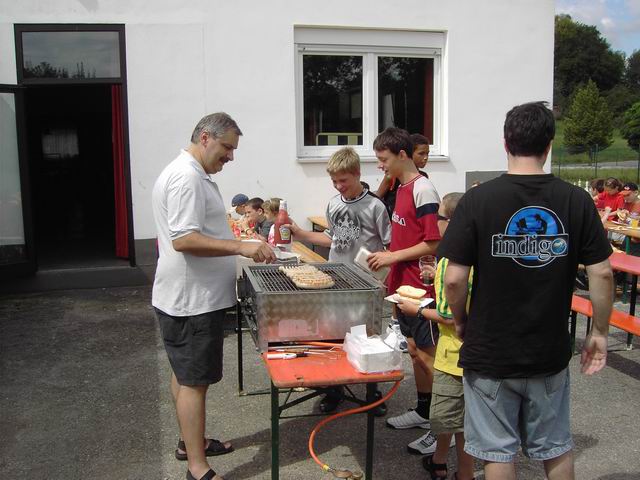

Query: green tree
left=621, top=102, right=640, bottom=152
left=605, top=84, right=640, bottom=127
left=626, top=50, right=640, bottom=91
left=554, top=15, right=625, bottom=112
left=563, top=80, right=614, bottom=161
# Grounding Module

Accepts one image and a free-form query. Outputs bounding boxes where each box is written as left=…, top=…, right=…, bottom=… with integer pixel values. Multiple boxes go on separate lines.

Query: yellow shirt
left=433, top=257, right=472, bottom=377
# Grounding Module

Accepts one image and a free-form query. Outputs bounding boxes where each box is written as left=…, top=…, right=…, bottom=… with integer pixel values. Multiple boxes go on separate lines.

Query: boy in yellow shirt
left=398, top=192, right=475, bottom=480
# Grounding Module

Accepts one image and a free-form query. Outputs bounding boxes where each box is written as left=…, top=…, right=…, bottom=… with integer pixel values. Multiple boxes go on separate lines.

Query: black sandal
left=176, top=438, right=234, bottom=461
left=422, top=454, right=448, bottom=480
left=186, top=468, right=216, bottom=480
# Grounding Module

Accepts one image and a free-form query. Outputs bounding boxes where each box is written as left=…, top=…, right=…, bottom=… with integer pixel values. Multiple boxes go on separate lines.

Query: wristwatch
left=417, top=305, right=427, bottom=319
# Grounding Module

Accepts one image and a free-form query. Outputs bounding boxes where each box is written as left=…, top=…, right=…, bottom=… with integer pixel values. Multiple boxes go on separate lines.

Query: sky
left=557, top=0, right=640, bottom=56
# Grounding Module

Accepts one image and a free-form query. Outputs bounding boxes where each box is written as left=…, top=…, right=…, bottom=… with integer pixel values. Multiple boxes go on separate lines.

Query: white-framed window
left=295, top=27, right=445, bottom=162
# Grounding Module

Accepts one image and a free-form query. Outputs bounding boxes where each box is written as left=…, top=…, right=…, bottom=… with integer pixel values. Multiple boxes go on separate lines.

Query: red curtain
left=111, top=85, right=129, bottom=259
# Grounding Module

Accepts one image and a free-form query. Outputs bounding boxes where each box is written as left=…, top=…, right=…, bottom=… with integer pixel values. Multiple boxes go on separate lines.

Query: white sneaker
left=389, top=320, right=408, bottom=353
left=386, top=409, right=430, bottom=429
left=407, top=432, right=456, bottom=455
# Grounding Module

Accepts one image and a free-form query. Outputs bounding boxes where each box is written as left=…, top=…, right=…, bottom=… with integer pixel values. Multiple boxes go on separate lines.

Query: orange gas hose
left=308, top=380, right=402, bottom=476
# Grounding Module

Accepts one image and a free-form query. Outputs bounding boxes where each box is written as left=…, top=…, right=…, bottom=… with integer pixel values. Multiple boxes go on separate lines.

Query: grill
left=239, top=263, right=384, bottom=351
left=248, top=264, right=375, bottom=292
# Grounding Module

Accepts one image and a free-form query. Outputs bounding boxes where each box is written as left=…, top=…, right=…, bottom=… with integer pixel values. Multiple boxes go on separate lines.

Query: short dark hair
left=410, top=133, right=430, bottom=146
left=589, top=178, right=605, bottom=193
left=623, top=182, right=638, bottom=192
left=503, top=102, right=555, bottom=157
left=373, top=127, right=413, bottom=157
left=247, top=197, right=264, bottom=211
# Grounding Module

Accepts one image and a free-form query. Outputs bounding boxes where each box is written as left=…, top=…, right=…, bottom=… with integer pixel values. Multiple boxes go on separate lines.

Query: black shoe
left=319, top=393, right=343, bottom=413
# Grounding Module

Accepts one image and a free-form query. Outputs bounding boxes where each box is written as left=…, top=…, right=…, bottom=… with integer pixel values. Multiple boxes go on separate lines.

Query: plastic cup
left=418, top=255, right=437, bottom=286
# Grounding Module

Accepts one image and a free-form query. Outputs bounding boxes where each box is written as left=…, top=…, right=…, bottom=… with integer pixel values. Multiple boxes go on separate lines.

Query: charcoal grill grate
left=247, top=263, right=377, bottom=292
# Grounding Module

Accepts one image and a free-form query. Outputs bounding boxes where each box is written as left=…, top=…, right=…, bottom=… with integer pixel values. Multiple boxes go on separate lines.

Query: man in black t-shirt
left=438, top=102, right=613, bottom=480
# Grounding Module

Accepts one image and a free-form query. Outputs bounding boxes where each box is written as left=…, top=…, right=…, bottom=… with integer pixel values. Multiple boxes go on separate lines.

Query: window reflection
left=0, top=93, right=26, bottom=264
left=22, top=31, right=120, bottom=79
left=303, top=55, right=363, bottom=146
left=378, top=57, right=433, bottom=141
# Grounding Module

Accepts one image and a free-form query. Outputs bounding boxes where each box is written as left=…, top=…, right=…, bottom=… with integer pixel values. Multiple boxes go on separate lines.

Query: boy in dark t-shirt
left=438, top=102, right=613, bottom=479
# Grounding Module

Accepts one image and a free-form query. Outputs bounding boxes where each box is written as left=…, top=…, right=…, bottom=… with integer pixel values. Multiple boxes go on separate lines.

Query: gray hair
left=190, top=112, right=243, bottom=143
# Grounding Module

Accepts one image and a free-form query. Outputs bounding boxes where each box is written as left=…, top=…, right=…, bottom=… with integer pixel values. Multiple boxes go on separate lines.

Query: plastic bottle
left=274, top=200, right=291, bottom=250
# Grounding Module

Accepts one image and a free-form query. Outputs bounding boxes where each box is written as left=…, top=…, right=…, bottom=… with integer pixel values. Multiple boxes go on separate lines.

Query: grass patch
left=552, top=119, right=638, bottom=166
left=553, top=166, right=640, bottom=185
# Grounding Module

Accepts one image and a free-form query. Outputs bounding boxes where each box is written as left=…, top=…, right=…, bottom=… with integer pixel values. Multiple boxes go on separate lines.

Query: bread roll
left=396, top=285, right=426, bottom=299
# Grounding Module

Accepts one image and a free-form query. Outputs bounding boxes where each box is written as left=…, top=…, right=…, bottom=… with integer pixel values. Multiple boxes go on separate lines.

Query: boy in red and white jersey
left=368, top=127, right=444, bottom=455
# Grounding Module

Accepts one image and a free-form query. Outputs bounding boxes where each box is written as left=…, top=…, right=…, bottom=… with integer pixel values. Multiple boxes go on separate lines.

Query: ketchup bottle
left=274, top=200, right=291, bottom=249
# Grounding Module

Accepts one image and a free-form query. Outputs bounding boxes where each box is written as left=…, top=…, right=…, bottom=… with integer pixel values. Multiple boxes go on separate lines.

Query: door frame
left=13, top=23, right=136, bottom=267
left=0, top=84, right=36, bottom=277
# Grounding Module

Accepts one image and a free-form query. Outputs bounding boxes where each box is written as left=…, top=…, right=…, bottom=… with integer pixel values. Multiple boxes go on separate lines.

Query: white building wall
left=0, top=0, right=555, bottom=243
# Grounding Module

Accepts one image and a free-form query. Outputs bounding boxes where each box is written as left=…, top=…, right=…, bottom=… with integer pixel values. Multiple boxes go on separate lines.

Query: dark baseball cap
left=622, top=183, right=638, bottom=195
left=231, top=193, right=249, bottom=206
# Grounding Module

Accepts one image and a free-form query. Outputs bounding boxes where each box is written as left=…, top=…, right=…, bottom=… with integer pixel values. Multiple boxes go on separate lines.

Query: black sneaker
left=319, top=393, right=343, bottom=413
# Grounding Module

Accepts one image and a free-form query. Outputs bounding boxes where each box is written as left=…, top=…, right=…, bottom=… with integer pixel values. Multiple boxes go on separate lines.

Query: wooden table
left=604, top=221, right=640, bottom=240
left=609, top=252, right=640, bottom=347
left=308, top=216, right=329, bottom=232
left=291, top=241, right=327, bottom=263
left=263, top=350, right=404, bottom=480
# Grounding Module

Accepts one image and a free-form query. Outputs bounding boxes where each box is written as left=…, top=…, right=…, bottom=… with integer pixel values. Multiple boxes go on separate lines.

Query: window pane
left=303, top=55, right=363, bottom=146
left=0, top=93, right=27, bottom=264
left=378, top=57, right=433, bottom=142
left=22, top=31, right=120, bottom=79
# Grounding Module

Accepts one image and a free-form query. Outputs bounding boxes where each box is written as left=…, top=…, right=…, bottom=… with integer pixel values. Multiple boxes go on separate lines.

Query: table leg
left=271, top=381, right=280, bottom=480
left=627, top=274, right=637, bottom=350
left=365, top=383, right=375, bottom=480
left=237, top=302, right=244, bottom=393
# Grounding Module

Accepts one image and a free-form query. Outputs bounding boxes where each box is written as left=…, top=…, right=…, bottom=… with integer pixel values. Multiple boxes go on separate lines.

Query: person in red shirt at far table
left=597, top=177, right=625, bottom=222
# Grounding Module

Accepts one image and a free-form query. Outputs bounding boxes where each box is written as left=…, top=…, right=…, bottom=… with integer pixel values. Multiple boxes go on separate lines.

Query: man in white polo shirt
left=152, top=112, right=275, bottom=480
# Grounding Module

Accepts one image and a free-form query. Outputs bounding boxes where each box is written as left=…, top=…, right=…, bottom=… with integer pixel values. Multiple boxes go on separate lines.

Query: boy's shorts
left=462, top=368, right=573, bottom=463
left=155, top=307, right=225, bottom=386
left=429, top=369, right=464, bottom=435
left=397, top=309, right=439, bottom=348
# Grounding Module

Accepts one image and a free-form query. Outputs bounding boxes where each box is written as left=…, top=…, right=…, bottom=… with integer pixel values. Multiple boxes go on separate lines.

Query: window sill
left=297, top=154, right=450, bottom=164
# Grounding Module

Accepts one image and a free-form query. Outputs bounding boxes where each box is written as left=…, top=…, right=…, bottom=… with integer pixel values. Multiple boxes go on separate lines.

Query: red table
left=262, top=350, right=404, bottom=480
left=609, top=252, right=640, bottom=347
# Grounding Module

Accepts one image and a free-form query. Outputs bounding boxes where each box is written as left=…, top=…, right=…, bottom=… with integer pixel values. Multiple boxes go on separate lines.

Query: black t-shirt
left=437, top=174, right=612, bottom=378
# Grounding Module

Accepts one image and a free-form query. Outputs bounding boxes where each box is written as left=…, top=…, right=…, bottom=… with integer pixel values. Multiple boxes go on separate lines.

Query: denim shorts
left=155, top=307, right=225, bottom=386
left=462, top=368, right=573, bottom=462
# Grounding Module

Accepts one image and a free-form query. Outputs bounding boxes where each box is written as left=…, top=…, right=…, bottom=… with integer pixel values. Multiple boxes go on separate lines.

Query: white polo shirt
left=152, top=150, right=237, bottom=316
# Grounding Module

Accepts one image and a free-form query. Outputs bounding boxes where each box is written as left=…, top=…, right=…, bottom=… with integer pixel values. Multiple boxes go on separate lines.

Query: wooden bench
left=570, top=294, right=640, bottom=351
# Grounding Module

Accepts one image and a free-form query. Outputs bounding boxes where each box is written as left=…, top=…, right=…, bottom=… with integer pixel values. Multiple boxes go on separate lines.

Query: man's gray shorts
left=155, top=308, right=225, bottom=386
left=462, top=368, right=573, bottom=463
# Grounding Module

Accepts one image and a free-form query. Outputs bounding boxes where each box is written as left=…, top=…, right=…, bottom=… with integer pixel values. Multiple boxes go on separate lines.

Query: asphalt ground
left=1, top=286, right=639, bottom=479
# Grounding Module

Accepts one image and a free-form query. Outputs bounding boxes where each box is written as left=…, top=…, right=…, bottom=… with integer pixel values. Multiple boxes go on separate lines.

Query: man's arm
left=444, top=261, right=471, bottom=340
left=367, top=240, right=438, bottom=271
left=172, top=231, right=276, bottom=263
left=582, top=259, right=613, bottom=375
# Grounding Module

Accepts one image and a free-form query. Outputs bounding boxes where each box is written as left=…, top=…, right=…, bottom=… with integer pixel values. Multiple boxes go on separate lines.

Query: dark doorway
left=24, top=85, right=124, bottom=269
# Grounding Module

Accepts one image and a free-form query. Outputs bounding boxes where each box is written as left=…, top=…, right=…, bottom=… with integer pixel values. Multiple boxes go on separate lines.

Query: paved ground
left=1, top=286, right=639, bottom=479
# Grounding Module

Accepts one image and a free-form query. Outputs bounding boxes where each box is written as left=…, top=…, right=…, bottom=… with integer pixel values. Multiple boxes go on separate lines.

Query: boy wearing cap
left=228, top=193, right=248, bottom=221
